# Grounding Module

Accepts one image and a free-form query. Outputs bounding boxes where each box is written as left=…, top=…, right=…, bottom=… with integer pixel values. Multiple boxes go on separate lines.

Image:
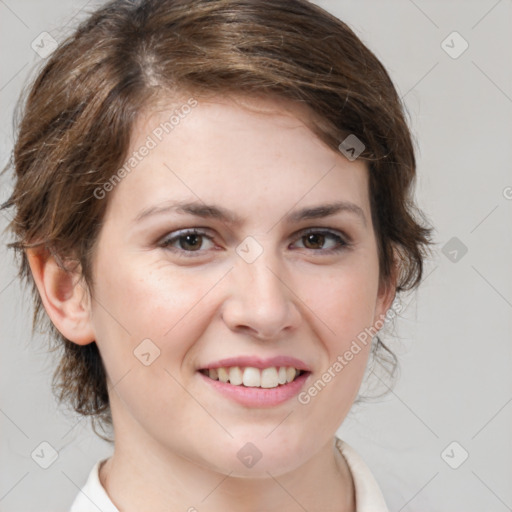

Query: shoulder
left=335, top=437, right=390, bottom=512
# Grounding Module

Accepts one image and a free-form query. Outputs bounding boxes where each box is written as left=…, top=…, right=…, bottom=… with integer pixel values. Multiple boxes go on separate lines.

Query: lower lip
left=198, top=371, right=310, bottom=407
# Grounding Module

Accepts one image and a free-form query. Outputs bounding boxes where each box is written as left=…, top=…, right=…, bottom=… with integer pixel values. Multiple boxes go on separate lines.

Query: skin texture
left=28, top=95, right=396, bottom=511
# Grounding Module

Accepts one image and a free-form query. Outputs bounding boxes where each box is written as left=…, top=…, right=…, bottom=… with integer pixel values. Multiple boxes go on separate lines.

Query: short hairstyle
left=3, top=0, right=432, bottom=439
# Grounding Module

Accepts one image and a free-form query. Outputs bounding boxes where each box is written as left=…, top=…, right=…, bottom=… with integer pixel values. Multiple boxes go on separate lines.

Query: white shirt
left=69, top=438, right=389, bottom=511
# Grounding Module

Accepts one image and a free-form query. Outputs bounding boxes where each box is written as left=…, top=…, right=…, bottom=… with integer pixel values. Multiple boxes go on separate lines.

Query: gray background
left=1, top=1, right=511, bottom=510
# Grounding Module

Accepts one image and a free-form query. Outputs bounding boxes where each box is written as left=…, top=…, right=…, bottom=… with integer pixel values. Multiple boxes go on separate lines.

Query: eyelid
left=158, top=226, right=351, bottom=257
left=158, top=228, right=216, bottom=253
left=295, top=227, right=351, bottom=244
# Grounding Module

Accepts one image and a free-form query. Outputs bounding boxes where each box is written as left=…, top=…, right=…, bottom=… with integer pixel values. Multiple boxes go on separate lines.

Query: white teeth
left=228, top=366, right=243, bottom=386
left=286, top=366, right=297, bottom=383
left=204, top=365, right=302, bottom=388
left=242, top=367, right=261, bottom=387
left=261, top=367, right=279, bottom=388
left=217, top=367, right=229, bottom=383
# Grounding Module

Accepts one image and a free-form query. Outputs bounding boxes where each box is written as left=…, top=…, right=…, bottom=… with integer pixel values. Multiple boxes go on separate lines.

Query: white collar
left=336, top=438, right=389, bottom=511
left=69, top=437, right=389, bottom=511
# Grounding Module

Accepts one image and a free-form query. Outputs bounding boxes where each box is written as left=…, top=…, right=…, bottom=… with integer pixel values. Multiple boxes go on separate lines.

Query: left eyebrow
left=133, top=200, right=367, bottom=227
left=286, top=201, right=367, bottom=226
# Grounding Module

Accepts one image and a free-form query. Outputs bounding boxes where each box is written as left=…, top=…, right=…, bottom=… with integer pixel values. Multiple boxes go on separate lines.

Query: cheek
left=89, top=255, right=219, bottom=433
left=309, top=258, right=380, bottom=344
left=90, top=251, right=225, bottom=366
left=297, top=268, right=378, bottom=430
left=298, top=254, right=380, bottom=411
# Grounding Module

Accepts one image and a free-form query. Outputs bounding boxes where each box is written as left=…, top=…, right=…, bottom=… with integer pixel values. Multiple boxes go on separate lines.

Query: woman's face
left=87, top=95, right=393, bottom=476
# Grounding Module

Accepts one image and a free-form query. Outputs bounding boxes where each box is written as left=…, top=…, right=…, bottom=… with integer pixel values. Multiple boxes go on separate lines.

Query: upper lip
left=199, top=356, right=311, bottom=372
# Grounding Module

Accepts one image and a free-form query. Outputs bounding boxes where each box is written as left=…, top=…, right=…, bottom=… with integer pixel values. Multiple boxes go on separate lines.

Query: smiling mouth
left=199, top=366, right=307, bottom=389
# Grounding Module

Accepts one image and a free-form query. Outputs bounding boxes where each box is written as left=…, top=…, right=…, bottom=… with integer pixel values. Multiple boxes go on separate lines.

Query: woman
left=3, top=0, right=431, bottom=510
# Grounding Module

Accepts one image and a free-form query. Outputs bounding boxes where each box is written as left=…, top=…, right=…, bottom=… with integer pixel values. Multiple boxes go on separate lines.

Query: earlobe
left=26, top=247, right=95, bottom=345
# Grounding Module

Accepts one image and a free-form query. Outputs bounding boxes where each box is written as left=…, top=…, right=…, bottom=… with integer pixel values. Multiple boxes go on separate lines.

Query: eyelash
left=158, top=228, right=350, bottom=258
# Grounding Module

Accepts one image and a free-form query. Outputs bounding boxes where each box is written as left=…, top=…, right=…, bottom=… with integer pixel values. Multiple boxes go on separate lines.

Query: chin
left=195, top=432, right=313, bottom=479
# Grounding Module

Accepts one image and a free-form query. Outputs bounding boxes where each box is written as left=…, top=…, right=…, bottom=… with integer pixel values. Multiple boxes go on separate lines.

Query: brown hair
left=2, top=0, right=431, bottom=440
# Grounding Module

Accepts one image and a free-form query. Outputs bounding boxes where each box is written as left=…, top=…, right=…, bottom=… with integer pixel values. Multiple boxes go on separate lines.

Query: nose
left=221, top=247, right=302, bottom=341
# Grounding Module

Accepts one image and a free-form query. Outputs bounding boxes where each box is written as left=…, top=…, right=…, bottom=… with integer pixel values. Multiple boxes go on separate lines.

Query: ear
left=26, top=247, right=95, bottom=345
left=372, top=254, right=399, bottom=328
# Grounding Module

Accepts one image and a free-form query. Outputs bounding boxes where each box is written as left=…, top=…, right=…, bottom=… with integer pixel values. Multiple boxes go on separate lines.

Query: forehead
left=105, top=94, right=371, bottom=225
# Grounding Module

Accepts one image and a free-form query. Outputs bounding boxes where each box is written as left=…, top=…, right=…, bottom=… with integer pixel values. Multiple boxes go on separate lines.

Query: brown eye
left=303, top=232, right=326, bottom=250
left=293, top=229, right=349, bottom=253
left=159, top=229, right=215, bottom=256
left=177, top=233, right=203, bottom=251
